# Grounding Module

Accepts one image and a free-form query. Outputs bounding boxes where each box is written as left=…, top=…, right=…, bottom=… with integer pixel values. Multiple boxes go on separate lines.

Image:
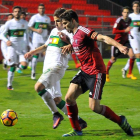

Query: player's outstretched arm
left=96, top=34, right=129, bottom=55
left=24, top=44, right=47, bottom=59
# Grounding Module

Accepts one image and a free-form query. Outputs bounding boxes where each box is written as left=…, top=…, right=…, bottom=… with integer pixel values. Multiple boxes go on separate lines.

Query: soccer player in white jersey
left=129, top=1, right=140, bottom=74
left=0, top=14, right=13, bottom=70
left=28, top=3, right=51, bottom=79
left=0, top=6, right=28, bottom=90
left=16, top=11, right=29, bottom=74
left=25, top=8, right=87, bottom=130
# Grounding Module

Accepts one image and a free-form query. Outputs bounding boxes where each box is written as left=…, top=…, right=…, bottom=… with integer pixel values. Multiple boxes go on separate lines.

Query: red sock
left=106, top=60, right=113, bottom=74
left=101, top=105, right=121, bottom=124
left=71, top=53, right=78, bottom=64
left=66, top=103, right=81, bottom=131
left=128, top=58, right=135, bottom=74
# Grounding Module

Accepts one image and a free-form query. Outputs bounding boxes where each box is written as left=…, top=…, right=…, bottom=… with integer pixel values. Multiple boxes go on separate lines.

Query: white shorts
left=129, top=33, right=140, bottom=54
left=46, top=80, right=62, bottom=99
left=7, top=46, right=27, bottom=66
left=1, top=41, right=7, bottom=59
left=38, top=64, right=65, bottom=95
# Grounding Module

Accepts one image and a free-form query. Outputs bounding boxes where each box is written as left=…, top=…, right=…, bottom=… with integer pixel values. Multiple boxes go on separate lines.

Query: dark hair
left=60, top=9, right=79, bottom=23
left=132, top=1, right=140, bottom=6
left=122, top=6, right=130, bottom=12
left=53, top=8, right=66, bottom=17
left=7, top=13, right=13, bottom=17
left=21, top=11, right=26, bottom=16
left=13, top=6, right=22, bottom=11
left=38, top=3, right=45, bottom=8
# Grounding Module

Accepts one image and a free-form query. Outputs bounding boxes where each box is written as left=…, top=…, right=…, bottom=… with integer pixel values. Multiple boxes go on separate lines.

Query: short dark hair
left=13, top=6, right=22, bottom=11
left=132, top=1, right=140, bottom=6
left=38, top=3, right=45, bottom=8
left=60, top=9, right=79, bottom=23
left=122, top=6, right=130, bottom=12
left=7, top=13, right=13, bottom=17
left=21, top=11, right=27, bottom=16
left=53, top=8, right=66, bottom=17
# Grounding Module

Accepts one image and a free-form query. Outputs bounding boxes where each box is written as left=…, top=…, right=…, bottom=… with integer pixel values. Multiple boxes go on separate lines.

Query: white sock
left=136, top=62, right=140, bottom=73
left=31, top=57, right=37, bottom=74
left=28, top=61, right=32, bottom=67
left=3, top=59, right=7, bottom=65
left=7, top=71, right=14, bottom=87
left=41, top=91, right=58, bottom=114
left=123, top=59, right=130, bottom=71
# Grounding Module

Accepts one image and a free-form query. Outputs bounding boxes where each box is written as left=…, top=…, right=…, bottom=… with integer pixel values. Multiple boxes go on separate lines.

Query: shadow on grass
left=83, top=127, right=140, bottom=136
left=20, top=135, right=46, bottom=137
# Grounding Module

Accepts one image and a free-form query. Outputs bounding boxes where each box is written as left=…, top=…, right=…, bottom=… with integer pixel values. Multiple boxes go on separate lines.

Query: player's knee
left=34, top=83, right=44, bottom=92
left=111, top=58, right=116, bottom=63
left=65, top=95, right=74, bottom=104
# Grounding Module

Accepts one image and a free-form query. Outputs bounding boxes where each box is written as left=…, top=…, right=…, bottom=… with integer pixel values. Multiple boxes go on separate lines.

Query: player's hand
left=6, top=40, right=12, bottom=46
left=61, top=44, right=73, bottom=55
left=58, top=32, right=69, bottom=43
left=119, top=46, right=129, bottom=55
left=36, top=28, right=43, bottom=34
left=125, top=26, right=133, bottom=33
left=24, top=51, right=34, bottom=59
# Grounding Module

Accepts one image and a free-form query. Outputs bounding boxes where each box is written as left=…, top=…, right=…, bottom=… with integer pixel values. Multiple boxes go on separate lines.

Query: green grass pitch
left=0, top=58, right=140, bottom=140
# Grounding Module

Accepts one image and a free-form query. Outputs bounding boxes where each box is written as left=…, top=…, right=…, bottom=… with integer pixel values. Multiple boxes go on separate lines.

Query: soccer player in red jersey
left=59, top=9, right=134, bottom=137
left=106, top=6, right=136, bottom=82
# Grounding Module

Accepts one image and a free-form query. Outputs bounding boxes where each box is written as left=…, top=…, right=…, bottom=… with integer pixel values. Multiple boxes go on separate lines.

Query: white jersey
left=44, top=28, right=73, bottom=69
left=0, top=25, right=8, bottom=59
left=0, top=18, right=28, bottom=43
left=129, top=13, right=140, bottom=34
left=28, top=13, right=51, bottom=43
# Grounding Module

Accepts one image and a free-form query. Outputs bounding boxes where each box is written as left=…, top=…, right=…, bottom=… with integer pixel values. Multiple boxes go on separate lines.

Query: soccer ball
left=1, top=109, right=18, bottom=126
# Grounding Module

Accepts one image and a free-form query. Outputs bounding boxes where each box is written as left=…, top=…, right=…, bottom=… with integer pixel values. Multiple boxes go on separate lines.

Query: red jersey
left=113, top=17, right=131, bottom=44
left=72, top=26, right=106, bottom=75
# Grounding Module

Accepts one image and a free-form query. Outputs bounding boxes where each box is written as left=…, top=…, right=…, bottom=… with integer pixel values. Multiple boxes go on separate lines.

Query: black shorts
left=111, top=41, right=131, bottom=57
left=70, top=70, right=106, bottom=100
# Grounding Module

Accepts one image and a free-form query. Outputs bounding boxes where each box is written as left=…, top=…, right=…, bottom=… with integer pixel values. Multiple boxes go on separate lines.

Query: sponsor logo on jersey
left=49, top=38, right=59, bottom=44
left=39, top=24, right=47, bottom=28
left=133, top=22, right=140, bottom=25
left=14, top=31, right=24, bottom=35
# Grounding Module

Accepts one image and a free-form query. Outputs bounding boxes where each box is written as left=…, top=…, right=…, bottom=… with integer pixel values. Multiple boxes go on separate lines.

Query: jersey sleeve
left=45, top=29, right=53, bottom=45
left=28, top=16, right=35, bottom=27
left=112, top=18, right=125, bottom=34
left=0, top=21, right=9, bottom=42
left=87, top=28, right=98, bottom=41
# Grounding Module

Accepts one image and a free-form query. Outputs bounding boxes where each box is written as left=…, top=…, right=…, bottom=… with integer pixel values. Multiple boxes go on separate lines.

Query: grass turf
left=0, top=58, right=140, bottom=140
